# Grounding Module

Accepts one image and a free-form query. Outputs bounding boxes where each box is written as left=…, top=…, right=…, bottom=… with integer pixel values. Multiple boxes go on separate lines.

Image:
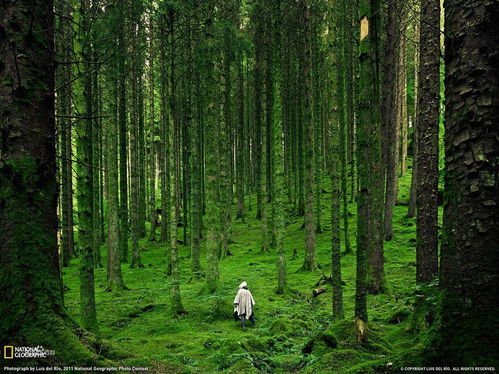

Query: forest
left=0, top=0, right=498, bottom=372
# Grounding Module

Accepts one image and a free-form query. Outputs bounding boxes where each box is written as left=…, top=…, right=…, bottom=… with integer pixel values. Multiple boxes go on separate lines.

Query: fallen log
left=313, top=287, right=327, bottom=297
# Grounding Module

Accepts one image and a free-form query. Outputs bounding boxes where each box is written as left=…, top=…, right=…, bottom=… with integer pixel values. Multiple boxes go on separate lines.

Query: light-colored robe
left=233, top=288, right=255, bottom=319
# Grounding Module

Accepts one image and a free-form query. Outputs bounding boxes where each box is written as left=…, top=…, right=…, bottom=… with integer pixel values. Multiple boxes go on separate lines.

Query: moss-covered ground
left=63, top=169, right=437, bottom=373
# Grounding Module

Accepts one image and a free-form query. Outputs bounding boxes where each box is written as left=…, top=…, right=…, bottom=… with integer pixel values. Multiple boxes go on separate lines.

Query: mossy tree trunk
left=356, top=0, right=384, bottom=323
left=365, top=0, right=385, bottom=295
left=74, top=0, right=98, bottom=333
left=407, top=13, right=420, bottom=219
left=129, top=0, right=144, bottom=270
left=159, top=11, right=170, bottom=247
left=328, top=3, right=343, bottom=317
left=203, top=9, right=220, bottom=294
left=59, top=0, right=75, bottom=267
left=118, top=0, right=129, bottom=264
left=147, top=14, right=157, bottom=242
left=92, top=51, right=103, bottom=268
left=301, top=0, right=318, bottom=272
left=0, top=0, right=98, bottom=362
left=106, top=4, right=127, bottom=291
left=274, top=0, right=288, bottom=295
left=382, top=0, right=402, bottom=242
left=253, top=0, right=264, bottom=221
left=338, top=0, right=351, bottom=255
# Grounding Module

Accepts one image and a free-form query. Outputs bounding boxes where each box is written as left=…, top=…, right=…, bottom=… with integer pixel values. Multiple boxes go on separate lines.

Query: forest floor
left=63, top=168, right=436, bottom=373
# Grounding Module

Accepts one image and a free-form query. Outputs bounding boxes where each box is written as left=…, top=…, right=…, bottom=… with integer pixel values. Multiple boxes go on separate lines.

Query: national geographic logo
left=4, top=346, right=13, bottom=359
left=3, top=345, right=55, bottom=359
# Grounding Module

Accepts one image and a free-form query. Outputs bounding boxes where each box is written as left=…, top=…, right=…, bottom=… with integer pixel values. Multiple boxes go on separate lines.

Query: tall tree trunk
left=190, top=71, right=202, bottom=276
left=170, top=129, right=186, bottom=313
left=147, top=15, right=157, bottom=242
left=365, top=0, right=385, bottom=295
left=329, top=9, right=343, bottom=317
left=275, top=0, right=288, bottom=295
left=407, top=15, right=420, bottom=219
left=118, top=0, right=129, bottom=263
left=74, top=0, right=98, bottom=333
left=398, top=31, right=408, bottom=178
left=433, top=0, right=499, bottom=365
left=92, top=59, right=103, bottom=268
left=203, top=12, right=220, bottom=294
left=129, top=2, right=143, bottom=269
left=0, top=0, right=96, bottom=361
left=254, top=1, right=264, bottom=221
left=220, top=46, right=233, bottom=258
left=346, top=0, right=357, bottom=203
left=356, top=0, right=384, bottom=324
left=236, top=49, right=246, bottom=221
left=107, top=24, right=126, bottom=291
left=159, top=24, right=170, bottom=246
left=59, top=0, right=74, bottom=266
left=338, top=0, right=351, bottom=254
left=301, top=0, right=318, bottom=271
left=416, top=0, right=439, bottom=283
left=382, top=0, right=401, bottom=241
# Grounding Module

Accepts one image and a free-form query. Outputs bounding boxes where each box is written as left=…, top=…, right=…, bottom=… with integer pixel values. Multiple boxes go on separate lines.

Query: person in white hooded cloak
left=233, top=281, right=255, bottom=328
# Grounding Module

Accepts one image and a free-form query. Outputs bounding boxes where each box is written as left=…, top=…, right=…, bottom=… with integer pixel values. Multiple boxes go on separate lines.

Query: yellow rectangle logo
left=4, top=345, right=14, bottom=359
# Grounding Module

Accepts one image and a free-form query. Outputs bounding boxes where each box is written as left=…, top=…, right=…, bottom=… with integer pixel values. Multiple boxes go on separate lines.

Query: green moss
left=57, top=169, right=441, bottom=372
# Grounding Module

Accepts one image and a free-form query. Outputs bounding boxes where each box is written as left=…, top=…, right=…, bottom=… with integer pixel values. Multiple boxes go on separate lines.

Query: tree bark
left=416, top=0, right=439, bottom=283
left=74, top=0, right=98, bottom=333
left=301, top=0, right=318, bottom=272
left=382, top=0, right=401, bottom=241
left=431, top=0, right=499, bottom=365
left=0, top=0, right=97, bottom=362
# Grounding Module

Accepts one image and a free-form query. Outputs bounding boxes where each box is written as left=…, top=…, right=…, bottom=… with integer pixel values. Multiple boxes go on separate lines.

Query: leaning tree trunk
left=0, top=0, right=98, bottom=363
left=429, top=0, right=499, bottom=366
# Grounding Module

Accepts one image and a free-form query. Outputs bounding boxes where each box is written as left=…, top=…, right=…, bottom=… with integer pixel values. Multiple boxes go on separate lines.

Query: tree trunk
left=107, top=25, right=126, bottom=291
left=382, top=0, right=401, bottom=241
left=190, top=71, right=202, bottom=276
left=92, top=57, right=103, bottom=268
left=301, top=0, right=318, bottom=272
left=0, top=0, right=97, bottom=362
left=416, top=0, right=439, bottom=283
left=254, top=1, right=264, bottom=221
left=407, top=16, right=420, bottom=219
left=366, top=0, right=385, bottom=295
left=338, top=0, right=351, bottom=254
left=147, top=15, right=157, bottom=242
left=74, top=0, right=98, bottom=333
left=59, top=0, right=74, bottom=266
left=203, top=12, right=220, bottom=294
left=329, top=7, right=343, bottom=317
left=118, top=1, right=129, bottom=263
left=432, top=0, right=499, bottom=365
left=129, top=2, right=144, bottom=269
